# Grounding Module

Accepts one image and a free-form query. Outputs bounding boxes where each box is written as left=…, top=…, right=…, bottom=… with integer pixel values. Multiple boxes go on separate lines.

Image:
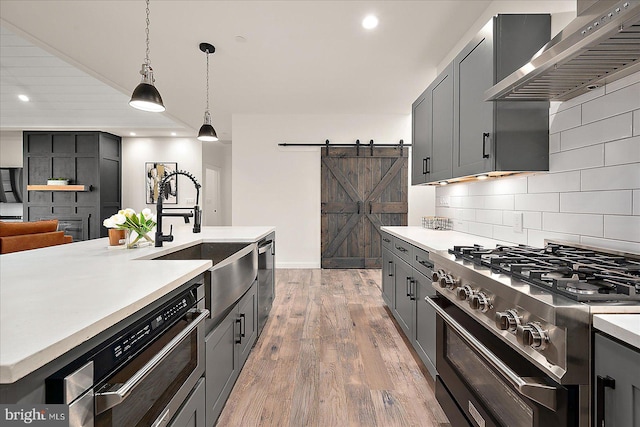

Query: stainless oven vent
left=486, top=0, right=640, bottom=101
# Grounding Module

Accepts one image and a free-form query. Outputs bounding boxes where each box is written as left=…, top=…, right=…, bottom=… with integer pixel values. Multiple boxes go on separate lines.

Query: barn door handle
left=482, top=133, right=490, bottom=159
left=369, top=202, right=372, bottom=214
left=596, top=375, right=615, bottom=427
left=357, top=201, right=361, bottom=214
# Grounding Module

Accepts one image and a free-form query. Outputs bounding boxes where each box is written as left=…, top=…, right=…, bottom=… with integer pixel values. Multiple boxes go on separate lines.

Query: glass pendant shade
left=130, top=65, right=165, bottom=112
left=197, top=111, right=218, bottom=141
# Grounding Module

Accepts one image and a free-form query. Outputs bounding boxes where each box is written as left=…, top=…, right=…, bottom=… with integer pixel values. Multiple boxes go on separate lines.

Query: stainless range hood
left=485, top=0, right=640, bottom=101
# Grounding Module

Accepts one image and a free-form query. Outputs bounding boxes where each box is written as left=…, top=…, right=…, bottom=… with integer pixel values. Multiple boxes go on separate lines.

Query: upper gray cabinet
left=412, top=14, right=551, bottom=185
left=412, top=63, right=453, bottom=185
left=453, top=14, right=551, bottom=178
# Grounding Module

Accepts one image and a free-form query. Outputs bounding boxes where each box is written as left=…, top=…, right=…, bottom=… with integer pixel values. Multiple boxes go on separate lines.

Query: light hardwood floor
left=217, top=269, right=451, bottom=427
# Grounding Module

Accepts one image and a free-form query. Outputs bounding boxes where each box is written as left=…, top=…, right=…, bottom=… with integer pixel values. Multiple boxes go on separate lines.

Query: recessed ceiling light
left=171, top=132, right=177, bottom=136
left=234, top=35, right=247, bottom=43
left=18, top=94, right=29, bottom=102
left=129, top=132, right=136, bottom=136
left=362, top=15, right=379, bottom=30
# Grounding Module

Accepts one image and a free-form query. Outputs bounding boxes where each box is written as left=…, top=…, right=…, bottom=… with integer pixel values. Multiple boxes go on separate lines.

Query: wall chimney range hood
left=485, top=0, right=640, bottom=101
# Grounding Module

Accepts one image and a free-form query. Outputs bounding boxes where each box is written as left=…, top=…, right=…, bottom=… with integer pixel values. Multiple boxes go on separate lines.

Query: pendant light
left=197, top=42, right=218, bottom=142
left=129, top=0, right=165, bottom=112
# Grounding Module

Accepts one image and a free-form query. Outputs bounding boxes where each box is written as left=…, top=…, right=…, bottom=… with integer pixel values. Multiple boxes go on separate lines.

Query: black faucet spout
left=155, top=170, right=202, bottom=247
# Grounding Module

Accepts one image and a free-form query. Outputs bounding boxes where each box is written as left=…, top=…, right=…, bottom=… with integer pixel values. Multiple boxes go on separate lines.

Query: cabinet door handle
left=388, top=260, right=393, bottom=277
left=482, top=132, right=490, bottom=159
left=235, top=318, right=242, bottom=344
left=422, top=157, right=431, bottom=175
left=406, top=277, right=411, bottom=297
left=596, top=375, right=615, bottom=427
left=240, top=313, right=246, bottom=338
left=409, top=279, right=416, bottom=301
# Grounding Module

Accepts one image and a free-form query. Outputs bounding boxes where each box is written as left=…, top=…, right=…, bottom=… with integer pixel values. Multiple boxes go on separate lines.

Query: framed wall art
left=146, top=162, right=177, bottom=204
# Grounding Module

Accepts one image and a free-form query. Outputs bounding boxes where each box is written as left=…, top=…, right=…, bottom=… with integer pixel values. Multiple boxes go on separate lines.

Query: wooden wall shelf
left=27, top=185, right=91, bottom=192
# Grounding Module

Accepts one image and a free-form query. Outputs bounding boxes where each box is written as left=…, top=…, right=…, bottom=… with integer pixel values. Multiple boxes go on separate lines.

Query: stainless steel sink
left=154, top=242, right=258, bottom=331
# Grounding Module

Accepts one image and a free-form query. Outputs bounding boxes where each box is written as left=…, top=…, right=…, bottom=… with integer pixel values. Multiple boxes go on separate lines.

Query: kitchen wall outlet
left=186, top=198, right=195, bottom=204
left=438, top=196, right=450, bottom=207
left=513, top=212, right=523, bottom=233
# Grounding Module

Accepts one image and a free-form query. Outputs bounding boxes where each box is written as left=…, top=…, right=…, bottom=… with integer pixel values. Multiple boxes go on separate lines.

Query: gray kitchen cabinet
left=382, top=246, right=394, bottom=308
left=205, top=280, right=257, bottom=427
left=594, top=332, right=640, bottom=427
left=381, top=235, right=437, bottom=378
left=414, top=270, right=436, bottom=378
left=411, top=63, right=453, bottom=185
left=169, top=377, right=206, bottom=427
left=453, top=14, right=551, bottom=178
left=393, top=254, right=415, bottom=340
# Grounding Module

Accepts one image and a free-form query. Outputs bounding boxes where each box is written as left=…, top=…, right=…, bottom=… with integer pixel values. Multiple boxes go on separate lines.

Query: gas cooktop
left=449, top=242, right=640, bottom=303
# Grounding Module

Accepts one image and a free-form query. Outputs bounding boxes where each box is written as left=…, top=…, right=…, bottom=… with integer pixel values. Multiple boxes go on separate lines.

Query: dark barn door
left=321, top=146, right=408, bottom=268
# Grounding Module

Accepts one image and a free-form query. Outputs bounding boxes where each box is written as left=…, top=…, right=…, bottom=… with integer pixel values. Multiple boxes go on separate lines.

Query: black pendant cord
left=278, top=139, right=409, bottom=156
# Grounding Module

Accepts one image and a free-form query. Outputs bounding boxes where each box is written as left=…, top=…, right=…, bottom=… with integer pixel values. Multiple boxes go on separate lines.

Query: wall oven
left=427, top=296, right=574, bottom=427
left=46, top=280, right=209, bottom=427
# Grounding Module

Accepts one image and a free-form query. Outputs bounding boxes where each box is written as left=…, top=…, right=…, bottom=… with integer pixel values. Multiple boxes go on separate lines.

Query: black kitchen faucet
left=155, top=170, right=202, bottom=247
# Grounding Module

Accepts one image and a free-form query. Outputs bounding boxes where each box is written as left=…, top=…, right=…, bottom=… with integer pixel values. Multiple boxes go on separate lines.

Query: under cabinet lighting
left=129, top=132, right=136, bottom=136
left=477, top=174, right=489, bottom=180
left=171, top=132, right=177, bottom=136
left=439, top=181, right=448, bottom=186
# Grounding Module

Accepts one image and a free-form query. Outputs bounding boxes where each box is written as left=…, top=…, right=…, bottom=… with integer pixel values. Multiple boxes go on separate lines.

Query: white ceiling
left=0, top=1, right=574, bottom=140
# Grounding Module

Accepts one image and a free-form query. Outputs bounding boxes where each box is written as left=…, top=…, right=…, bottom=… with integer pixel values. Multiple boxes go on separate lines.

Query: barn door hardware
left=279, top=139, right=410, bottom=157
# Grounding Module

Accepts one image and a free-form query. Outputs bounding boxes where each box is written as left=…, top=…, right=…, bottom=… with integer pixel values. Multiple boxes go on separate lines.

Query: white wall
left=122, top=137, right=203, bottom=231
left=232, top=114, right=434, bottom=268
left=202, top=142, right=232, bottom=226
left=0, top=131, right=23, bottom=167
left=436, top=72, right=640, bottom=254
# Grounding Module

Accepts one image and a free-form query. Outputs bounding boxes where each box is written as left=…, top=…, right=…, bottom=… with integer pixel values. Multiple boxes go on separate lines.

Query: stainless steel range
left=426, top=241, right=640, bottom=427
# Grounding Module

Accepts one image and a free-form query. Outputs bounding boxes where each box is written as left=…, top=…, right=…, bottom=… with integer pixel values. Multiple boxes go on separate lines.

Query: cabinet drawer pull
left=383, top=238, right=391, bottom=243
left=596, top=375, right=615, bottom=427
left=395, top=245, right=408, bottom=253
left=482, top=132, right=490, bottom=159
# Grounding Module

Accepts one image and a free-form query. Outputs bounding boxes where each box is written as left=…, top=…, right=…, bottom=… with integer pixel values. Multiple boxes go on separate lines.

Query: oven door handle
left=94, top=308, right=209, bottom=415
left=425, top=297, right=558, bottom=411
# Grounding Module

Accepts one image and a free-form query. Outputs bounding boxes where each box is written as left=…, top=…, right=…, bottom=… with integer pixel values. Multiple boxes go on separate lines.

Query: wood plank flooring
left=217, top=269, right=451, bottom=427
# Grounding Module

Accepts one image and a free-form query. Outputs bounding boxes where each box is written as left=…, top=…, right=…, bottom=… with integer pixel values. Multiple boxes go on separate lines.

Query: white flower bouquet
left=103, top=208, right=157, bottom=248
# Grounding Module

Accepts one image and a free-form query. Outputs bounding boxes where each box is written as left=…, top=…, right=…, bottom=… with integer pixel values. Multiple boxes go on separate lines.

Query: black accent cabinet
left=23, top=131, right=121, bottom=240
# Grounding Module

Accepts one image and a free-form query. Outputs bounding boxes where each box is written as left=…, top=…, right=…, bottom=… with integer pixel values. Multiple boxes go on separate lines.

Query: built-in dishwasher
left=257, top=233, right=275, bottom=335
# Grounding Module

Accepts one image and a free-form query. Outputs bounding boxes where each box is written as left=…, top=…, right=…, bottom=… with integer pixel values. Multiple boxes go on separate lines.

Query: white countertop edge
left=381, top=226, right=509, bottom=253
left=0, top=261, right=212, bottom=384
left=593, top=314, right=640, bottom=351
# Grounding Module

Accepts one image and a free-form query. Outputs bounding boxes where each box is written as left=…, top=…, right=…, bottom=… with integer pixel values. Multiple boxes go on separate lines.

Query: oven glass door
left=95, top=312, right=204, bottom=427
left=431, top=296, right=572, bottom=427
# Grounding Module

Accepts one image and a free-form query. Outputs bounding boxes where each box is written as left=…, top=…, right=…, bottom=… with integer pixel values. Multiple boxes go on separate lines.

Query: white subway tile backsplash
left=515, top=193, right=559, bottom=212
left=492, top=176, right=528, bottom=195
left=528, top=230, right=580, bottom=247
left=583, top=83, right=640, bottom=124
left=560, top=190, right=632, bottom=215
left=549, top=144, right=604, bottom=172
left=604, top=215, right=640, bottom=242
left=580, top=236, right=640, bottom=254
left=560, top=113, right=633, bottom=151
left=581, top=163, right=640, bottom=191
left=605, top=135, right=640, bottom=166
left=550, top=105, right=581, bottom=134
left=484, top=195, right=514, bottom=210
left=467, top=222, right=493, bottom=239
left=493, top=225, right=528, bottom=245
left=604, top=72, right=640, bottom=94
left=427, top=72, right=639, bottom=252
left=475, top=209, right=503, bottom=225
left=543, top=212, right=603, bottom=237
left=528, top=171, right=580, bottom=193
left=524, top=212, right=542, bottom=230
left=549, top=133, right=560, bottom=154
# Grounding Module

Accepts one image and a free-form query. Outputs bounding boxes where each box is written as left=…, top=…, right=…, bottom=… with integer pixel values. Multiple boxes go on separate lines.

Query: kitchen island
left=0, top=226, right=274, bottom=386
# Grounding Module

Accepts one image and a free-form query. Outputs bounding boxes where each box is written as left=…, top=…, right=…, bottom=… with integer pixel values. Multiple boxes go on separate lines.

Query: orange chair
left=0, top=220, right=73, bottom=254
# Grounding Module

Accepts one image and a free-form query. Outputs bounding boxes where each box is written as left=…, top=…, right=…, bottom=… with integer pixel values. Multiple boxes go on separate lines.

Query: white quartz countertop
left=381, top=226, right=509, bottom=253
left=0, top=226, right=274, bottom=384
left=593, top=315, right=640, bottom=350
